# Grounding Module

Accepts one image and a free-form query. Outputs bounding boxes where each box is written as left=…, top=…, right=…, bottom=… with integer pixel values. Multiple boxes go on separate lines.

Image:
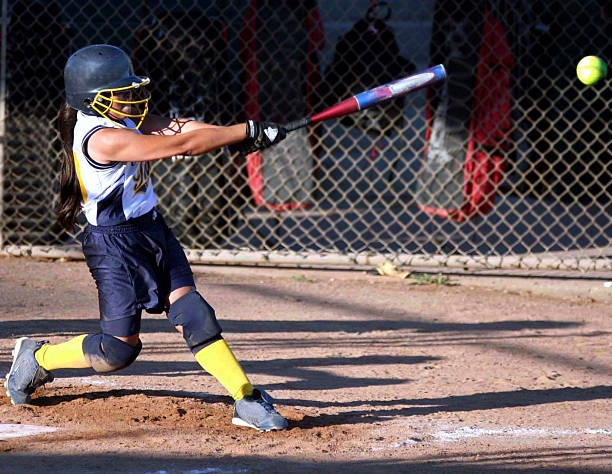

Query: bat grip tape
left=283, top=117, right=312, bottom=132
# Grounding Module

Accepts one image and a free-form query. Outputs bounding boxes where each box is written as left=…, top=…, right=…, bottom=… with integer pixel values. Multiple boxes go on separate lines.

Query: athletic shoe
left=4, top=337, right=54, bottom=405
left=232, top=388, right=288, bottom=431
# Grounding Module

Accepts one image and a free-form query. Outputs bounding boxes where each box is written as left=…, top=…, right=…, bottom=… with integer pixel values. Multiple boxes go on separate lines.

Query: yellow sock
left=194, top=339, right=253, bottom=400
left=35, top=334, right=91, bottom=371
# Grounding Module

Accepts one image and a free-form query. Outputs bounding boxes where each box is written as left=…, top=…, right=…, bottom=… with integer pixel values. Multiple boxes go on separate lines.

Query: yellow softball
left=576, top=56, right=607, bottom=85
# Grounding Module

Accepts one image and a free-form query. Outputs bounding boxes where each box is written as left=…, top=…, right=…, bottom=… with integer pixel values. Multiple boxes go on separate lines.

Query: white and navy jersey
left=73, top=112, right=157, bottom=226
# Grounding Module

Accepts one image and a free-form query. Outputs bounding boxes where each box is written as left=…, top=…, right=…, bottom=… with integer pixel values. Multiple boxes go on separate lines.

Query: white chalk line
left=59, top=376, right=116, bottom=386
left=375, top=424, right=612, bottom=450
left=0, top=423, right=58, bottom=439
left=434, top=426, right=612, bottom=442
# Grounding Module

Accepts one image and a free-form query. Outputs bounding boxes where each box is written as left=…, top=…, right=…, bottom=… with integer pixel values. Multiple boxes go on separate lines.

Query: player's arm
left=87, top=124, right=247, bottom=164
left=141, top=116, right=288, bottom=155
left=140, top=115, right=221, bottom=136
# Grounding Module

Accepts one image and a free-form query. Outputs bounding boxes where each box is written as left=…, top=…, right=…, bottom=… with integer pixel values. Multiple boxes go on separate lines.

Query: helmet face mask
left=64, top=44, right=151, bottom=128
left=90, top=79, right=151, bottom=129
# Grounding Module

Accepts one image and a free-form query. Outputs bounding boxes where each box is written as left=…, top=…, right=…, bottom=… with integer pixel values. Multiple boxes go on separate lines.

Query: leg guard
left=83, top=334, right=142, bottom=373
left=167, top=290, right=222, bottom=353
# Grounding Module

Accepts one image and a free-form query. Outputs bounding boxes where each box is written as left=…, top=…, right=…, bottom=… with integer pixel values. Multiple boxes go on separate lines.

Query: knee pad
left=167, top=290, right=222, bottom=352
left=83, top=333, right=142, bottom=373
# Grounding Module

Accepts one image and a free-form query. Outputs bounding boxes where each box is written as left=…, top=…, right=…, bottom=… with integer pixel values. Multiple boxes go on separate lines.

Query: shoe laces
left=253, top=390, right=276, bottom=414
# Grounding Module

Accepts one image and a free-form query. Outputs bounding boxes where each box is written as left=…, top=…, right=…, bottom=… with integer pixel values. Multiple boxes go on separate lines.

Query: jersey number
left=133, top=162, right=151, bottom=194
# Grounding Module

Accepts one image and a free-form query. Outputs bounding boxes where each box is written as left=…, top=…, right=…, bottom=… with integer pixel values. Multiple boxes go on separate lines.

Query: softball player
left=4, top=44, right=288, bottom=432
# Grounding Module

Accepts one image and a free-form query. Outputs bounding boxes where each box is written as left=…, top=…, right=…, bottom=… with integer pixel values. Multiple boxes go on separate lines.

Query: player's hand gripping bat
left=283, top=64, right=447, bottom=132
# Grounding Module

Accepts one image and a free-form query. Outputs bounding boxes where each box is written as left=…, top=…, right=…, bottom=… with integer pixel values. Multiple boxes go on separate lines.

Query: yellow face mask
left=90, top=78, right=151, bottom=129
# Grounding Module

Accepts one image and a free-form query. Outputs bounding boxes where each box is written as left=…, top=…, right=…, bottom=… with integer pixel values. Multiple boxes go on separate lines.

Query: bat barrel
left=282, top=64, right=447, bottom=132
left=429, top=64, right=447, bottom=82
left=354, top=64, right=446, bottom=111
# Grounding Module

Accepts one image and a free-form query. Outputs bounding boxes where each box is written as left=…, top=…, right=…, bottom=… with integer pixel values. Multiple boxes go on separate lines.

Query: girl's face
left=91, top=83, right=150, bottom=128
left=107, top=91, right=133, bottom=120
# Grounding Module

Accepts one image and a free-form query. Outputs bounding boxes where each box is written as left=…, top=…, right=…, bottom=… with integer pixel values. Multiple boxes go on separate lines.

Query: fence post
left=0, top=0, right=7, bottom=248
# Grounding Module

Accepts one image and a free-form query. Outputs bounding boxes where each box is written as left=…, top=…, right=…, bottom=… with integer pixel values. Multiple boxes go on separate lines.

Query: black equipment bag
left=133, top=10, right=234, bottom=125
left=322, top=1, right=415, bottom=135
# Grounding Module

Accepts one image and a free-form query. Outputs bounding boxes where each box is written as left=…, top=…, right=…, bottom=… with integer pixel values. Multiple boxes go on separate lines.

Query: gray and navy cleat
left=4, top=337, right=54, bottom=405
left=232, top=388, right=288, bottom=432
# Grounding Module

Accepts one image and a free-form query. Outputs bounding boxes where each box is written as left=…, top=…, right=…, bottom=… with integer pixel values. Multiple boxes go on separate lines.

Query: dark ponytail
left=55, top=102, right=81, bottom=231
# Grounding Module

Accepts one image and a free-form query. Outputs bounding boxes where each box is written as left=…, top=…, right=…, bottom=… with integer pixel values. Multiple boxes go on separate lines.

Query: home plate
left=0, top=424, right=58, bottom=439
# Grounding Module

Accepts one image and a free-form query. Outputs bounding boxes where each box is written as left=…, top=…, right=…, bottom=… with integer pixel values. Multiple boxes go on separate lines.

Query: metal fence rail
left=0, top=0, right=610, bottom=271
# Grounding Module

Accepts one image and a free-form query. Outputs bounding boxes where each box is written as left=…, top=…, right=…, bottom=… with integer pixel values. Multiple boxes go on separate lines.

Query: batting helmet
left=64, top=44, right=151, bottom=128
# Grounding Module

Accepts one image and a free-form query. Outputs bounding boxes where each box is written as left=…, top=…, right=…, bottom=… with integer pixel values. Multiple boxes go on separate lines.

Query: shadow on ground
left=0, top=317, right=582, bottom=338
left=3, top=449, right=611, bottom=473
left=26, top=385, right=612, bottom=429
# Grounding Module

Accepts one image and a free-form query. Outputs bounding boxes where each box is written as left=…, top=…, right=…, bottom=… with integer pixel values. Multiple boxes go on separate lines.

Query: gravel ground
left=1, top=256, right=610, bottom=473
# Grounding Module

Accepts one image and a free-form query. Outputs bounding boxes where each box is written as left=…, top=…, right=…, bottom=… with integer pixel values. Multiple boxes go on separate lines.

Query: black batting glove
left=226, top=121, right=287, bottom=156
left=226, top=137, right=259, bottom=156
left=245, top=120, right=287, bottom=151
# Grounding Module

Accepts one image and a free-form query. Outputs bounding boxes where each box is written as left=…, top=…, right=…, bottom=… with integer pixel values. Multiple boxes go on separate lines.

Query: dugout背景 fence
left=0, top=0, right=610, bottom=271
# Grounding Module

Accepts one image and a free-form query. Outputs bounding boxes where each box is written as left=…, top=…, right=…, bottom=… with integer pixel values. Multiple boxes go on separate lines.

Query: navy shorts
left=82, top=209, right=195, bottom=337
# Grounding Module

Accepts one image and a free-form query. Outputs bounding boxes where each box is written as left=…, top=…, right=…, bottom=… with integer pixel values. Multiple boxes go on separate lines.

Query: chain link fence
left=0, top=0, right=610, bottom=271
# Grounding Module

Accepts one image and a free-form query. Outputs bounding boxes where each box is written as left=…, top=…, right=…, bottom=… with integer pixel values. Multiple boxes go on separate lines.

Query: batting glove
left=226, top=138, right=259, bottom=156
left=245, top=120, right=287, bottom=150
left=227, top=121, right=287, bottom=156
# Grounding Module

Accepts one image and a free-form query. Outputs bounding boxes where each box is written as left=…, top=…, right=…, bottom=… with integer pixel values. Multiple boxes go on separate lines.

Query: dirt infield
left=1, top=256, right=611, bottom=473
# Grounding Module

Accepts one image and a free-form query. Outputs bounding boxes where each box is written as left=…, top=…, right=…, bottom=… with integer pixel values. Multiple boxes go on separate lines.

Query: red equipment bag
left=239, top=0, right=324, bottom=210
left=417, top=3, right=513, bottom=221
